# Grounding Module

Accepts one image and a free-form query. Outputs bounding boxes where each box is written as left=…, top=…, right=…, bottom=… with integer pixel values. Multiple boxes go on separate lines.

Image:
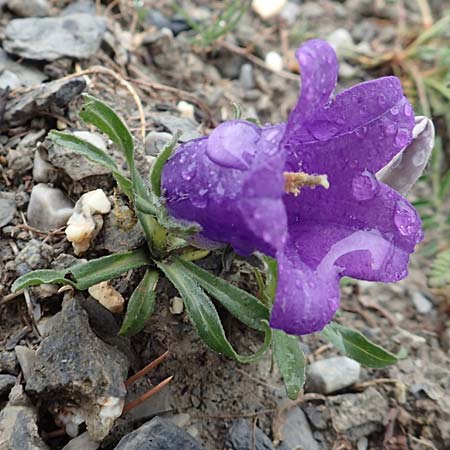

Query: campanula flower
left=162, top=39, right=432, bottom=335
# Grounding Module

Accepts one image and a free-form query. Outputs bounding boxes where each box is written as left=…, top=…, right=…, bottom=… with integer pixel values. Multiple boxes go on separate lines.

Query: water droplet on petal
left=390, top=105, right=400, bottom=116
left=395, top=128, right=410, bottom=147
left=352, top=171, right=379, bottom=201
left=403, top=103, right=413, bottom=116
left=216, top=183, right=225, bottom=196
left=355, top=126, right=367, bottom=139
left=394, top=199, right=419, bottom=236
left=385, top=123, right=397, bottom=135
left=378, top=94, right=386, bottom=105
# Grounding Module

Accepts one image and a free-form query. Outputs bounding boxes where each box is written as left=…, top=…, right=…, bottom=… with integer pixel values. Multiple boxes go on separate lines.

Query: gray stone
left=6, top=238, right=53, bottom=275
left=27, top=183, right=73, bottom=232
left=32, top=148, right=56, bottom=183
left=61, top=432, right=100, bottom=450
left=14, top=346, right=36, bottom=383
left=26, top=298, right=129, bottom=441
left=0, top=70, right=21, bottom=89
left=226, top=419, right=275, bottom=450
left=357, top=436, right=369, bottom=450
left=327, top=29, right=355, bottom=57
left=61, top=0, right=96, bottom=15
left=0, top=192, right=16, bottom=228
left=307, top=356, right=361, bottom=394
left=0, top=49, right=46, bottom=87
left=167, top=413, right=191, bottom=428
left=114, top=417, right=205, bottom=450
left=328, top=387, right=388, bottom=441
left=48, top=131, right=110, bottom=180
left=412, top=291, right=433, bottom=314
left=7, top=0, right=49, bottom=17
left=6, top=146, right=34, bottom=175
left=150, top=113, right=201, bottom=143
left=0, top=351, right=18, bottom=375
left=127, top=385, right=172, bottom=422
left=279, top=407, right=320, bottom=450
left=97, top=201, right=145, bottom=253
left=239, top=63, right=255, bottom=90
left=3, top=77, right=86, bottom=127
left=145, top=131, right=173, bottom=156
left=0, top=385, right=50, bottom=450
left=4, top=14, right=106, bottom=61
left=303, top=403, right=330, bottom=430
left=0, top=374, right=16, bottom=397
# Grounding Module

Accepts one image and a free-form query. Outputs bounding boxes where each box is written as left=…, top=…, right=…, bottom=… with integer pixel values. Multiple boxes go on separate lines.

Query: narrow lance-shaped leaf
left=49, top=131, right=133, bottom=199
left=155, top=259, right=272, bottom=363
left=80, top=94, right=134, bottom=168
left=320, top=322, right=405, bottom=368
left=173, top=257, right=269, bottom=331
left=12, top=248, right=149, bottom=292
left=120, top=270, right=159, bottom=337
left=272, top=329, right=306, bottom=400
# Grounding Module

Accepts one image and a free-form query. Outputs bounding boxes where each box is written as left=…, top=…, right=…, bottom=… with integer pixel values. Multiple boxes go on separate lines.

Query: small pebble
left=145, top=131, right=173, bottom=156
left=265, top=51, right=283, bottom=72
left=177, top=101, right=195, bottom=119
left=252, top=0, right=287, bottom=19
left=32, top=148, right=55, bottom=183
left=61, top=432, right=100, bottom=450
left=27, top=183, right=73, bottom=232
left=412, top=291, right=433, bottom=314
left=307, top=356, right=361, bottom=394
left=239, top=63, right=255, bottom=90
left=88, top=281, right=125, bottom=314
left=169, top=297, right=184, bottom=315
left=357, top=436, right=369, bottom=450
left=14, top=345, right=36, bottom=383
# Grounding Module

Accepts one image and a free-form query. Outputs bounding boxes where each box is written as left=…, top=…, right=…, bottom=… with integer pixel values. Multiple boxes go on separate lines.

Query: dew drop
left=394, top=199, right=419, bottom=236
left=403, top=103, right=413, bottom=116
left=378, top=94, right=387, bottom=105
left=385, top=123, right=397, bottom=136
left=216, top=183, right=225, bottom=196
left=390, top=105, right=400, bottom=116
left=352, top=171, right=379, bottom=201
left=355, top=126, right=367, bottom=139
left=395, top=128, right=410, bottom=147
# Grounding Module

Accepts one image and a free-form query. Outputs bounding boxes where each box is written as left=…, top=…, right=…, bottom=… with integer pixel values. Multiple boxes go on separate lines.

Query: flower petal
left=162, top=122, right=288, bottom=256
left=283, top=39, right=338, bottom=143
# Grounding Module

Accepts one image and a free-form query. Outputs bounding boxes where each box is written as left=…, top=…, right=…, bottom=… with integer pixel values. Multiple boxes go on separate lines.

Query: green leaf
left=156, top=259, right=272, bottom=363
left=172, top=257, right=269, bottom=331
left=120, top=270, right=159, bottom=336
left=272, top=329, right=306, bottom=400
left=262, top=256, right=278, bottom=304
left=49, top=131, right=133, bottom=199
left=12, top=248, right=149, bottom=292
left=150, top=131, right=180, bottom=197
left=320, top=322, right=404, bottom=368
left=80, top=94, right=134, bottom=167
left=428, top=249, right=450, bottom=287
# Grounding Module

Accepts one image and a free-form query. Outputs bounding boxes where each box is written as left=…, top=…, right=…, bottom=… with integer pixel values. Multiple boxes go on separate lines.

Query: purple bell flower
left=162, top=39, right=431, bottom=335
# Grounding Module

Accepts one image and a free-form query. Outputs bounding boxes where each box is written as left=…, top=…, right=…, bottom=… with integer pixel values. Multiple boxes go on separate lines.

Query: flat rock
left=0, top=192, right=16, bottom=228
left=6, top=238, right=53, bottom=275
left=14, top=346, right=36, bottom=383
left=0, top=385, right=50, bottom=450
left=113, top=417, right=205, bottom=450
left=0, top=374, right=16, bottom=397
left=26, top=298, right=129, bottom=441
left=0, top=350, right=18, bottom=375
left=3, top=77, right=86, bottom=127
left=27, top=183, right=73, bottom=232
left=6, top=0, right=49, bottom=17
left=150, top=113, right=201, bottom=143
left=0, top=48, right=47, bottom=88
left=4, top=14, right=106, bottom=61
left=328, top=387, right=388, bottom=441
left=226, top=419, right=275, bottom=450
left=144, top=131, right=173, bottom=156
left=47, top=131, right=110, bottom=180
left=307, top=356, right=361, bottom=394
left=279, top=407, right=320, bottom=450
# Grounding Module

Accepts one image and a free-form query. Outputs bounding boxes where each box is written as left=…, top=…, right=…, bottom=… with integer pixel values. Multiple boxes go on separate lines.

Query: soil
left=1, top=1, right=449, bottom=450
